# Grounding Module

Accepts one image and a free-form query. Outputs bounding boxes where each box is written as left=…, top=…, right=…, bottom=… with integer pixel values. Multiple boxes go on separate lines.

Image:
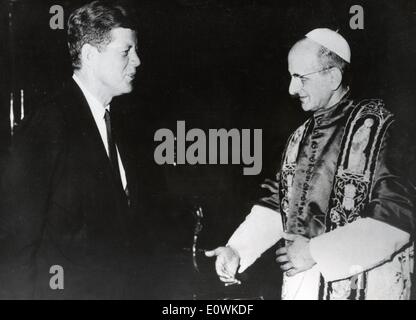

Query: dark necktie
left=104, top=109, right=123, bottom=187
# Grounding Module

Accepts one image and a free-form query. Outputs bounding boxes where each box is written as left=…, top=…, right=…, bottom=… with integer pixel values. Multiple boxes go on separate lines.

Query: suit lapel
left=64, top=80, right=128, bottom=199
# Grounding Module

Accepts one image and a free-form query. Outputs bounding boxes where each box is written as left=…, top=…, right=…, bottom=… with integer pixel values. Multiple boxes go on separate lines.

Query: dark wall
left=1, top=0, right=416, bottom=255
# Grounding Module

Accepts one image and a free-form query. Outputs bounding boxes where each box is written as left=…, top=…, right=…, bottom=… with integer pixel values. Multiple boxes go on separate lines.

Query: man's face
left=288, top=42, right=334, bottom=112
left=92, top=27, right=140, bottom=99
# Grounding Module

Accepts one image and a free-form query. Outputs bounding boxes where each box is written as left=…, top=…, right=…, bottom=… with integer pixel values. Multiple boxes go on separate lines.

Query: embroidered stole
left=280, top=100, right=396, bottom=299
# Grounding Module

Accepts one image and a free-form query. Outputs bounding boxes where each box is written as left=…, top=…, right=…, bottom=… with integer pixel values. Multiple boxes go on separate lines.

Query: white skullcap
left=305, top=28, right=351, bottom=63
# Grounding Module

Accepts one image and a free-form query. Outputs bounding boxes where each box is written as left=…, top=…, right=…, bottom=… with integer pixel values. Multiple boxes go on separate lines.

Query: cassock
left=227, top=94, right=415, bottom=300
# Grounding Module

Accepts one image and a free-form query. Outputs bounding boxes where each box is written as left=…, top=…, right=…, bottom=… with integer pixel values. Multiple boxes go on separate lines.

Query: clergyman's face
left=92, top=27, right=140, bottom=98
left=288, top=42, right=333, bottom=112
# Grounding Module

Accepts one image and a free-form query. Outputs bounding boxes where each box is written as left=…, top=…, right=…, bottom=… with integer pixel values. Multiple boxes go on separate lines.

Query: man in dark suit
left=0, top=1, right=145, bottom=299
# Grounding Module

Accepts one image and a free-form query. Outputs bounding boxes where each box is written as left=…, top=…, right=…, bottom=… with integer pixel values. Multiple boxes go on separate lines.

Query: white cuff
left=310, top=218, right=410, bottom=281
left=227, top=205, right=283, bottom=273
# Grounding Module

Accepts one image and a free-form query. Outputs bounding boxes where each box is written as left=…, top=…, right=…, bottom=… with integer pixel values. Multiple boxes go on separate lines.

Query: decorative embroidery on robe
left=277, top=99, right=413, bottom=299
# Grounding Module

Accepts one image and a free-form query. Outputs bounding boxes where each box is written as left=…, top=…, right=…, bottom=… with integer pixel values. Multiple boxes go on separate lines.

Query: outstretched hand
left=205, top=246, right=241, bottom=284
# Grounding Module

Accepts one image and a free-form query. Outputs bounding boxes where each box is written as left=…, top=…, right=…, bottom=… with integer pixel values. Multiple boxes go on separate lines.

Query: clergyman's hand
left=205, top=246, right=241, bottom=284
left=275, top=233, right=316, bottom=277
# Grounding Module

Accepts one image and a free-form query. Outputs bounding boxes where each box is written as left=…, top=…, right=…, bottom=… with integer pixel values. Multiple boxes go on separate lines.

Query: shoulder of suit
left=15, top=81, right=82, bottom=137
left=29, top=81, right=84, bottom=122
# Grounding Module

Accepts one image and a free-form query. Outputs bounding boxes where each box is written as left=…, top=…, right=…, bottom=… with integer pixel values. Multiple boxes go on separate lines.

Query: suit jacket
left=0, top=80, right=148, bottom=299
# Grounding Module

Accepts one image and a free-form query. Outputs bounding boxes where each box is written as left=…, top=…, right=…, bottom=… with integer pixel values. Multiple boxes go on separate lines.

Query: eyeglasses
left=291, top=67, right=334, bottom=83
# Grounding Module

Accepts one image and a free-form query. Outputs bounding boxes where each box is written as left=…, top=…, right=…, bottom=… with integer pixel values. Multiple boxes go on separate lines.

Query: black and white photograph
left=0, top=0, right=415, bottom=303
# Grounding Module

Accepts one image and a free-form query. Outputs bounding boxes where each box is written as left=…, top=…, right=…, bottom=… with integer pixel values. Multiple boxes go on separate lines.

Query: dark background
left=0, top=0, right=415, bottom=299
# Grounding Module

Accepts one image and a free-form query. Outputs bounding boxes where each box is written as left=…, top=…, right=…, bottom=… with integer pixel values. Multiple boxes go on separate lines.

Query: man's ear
left=329, top=67, right=343, bottom=91
left=80, top=43, right=98, bottom=68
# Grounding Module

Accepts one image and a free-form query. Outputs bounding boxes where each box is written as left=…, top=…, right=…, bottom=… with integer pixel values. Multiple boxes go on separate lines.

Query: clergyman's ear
left=330, top=67, right=343, bottom=91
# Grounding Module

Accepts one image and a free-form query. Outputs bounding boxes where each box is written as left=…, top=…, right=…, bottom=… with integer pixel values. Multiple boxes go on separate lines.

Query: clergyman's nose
left=289, top=77, right=301, bottom=96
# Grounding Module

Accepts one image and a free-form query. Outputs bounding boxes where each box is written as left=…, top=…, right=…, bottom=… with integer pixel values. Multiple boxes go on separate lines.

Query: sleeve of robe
left=226, top=175, right=285, bottom=272
left=310, top=122, right=415, bottom=281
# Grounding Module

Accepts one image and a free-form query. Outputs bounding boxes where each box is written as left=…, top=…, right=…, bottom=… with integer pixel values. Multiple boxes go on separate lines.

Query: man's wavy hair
left=67, top=1, right=136, bottom=70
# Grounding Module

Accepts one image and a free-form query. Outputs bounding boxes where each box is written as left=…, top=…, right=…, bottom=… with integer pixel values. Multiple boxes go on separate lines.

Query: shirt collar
left=72, top=74, right=110, bottom=119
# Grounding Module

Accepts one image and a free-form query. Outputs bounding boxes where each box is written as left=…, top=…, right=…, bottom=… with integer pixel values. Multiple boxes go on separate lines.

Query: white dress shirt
left=72, top=74, right=127, bottom=190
